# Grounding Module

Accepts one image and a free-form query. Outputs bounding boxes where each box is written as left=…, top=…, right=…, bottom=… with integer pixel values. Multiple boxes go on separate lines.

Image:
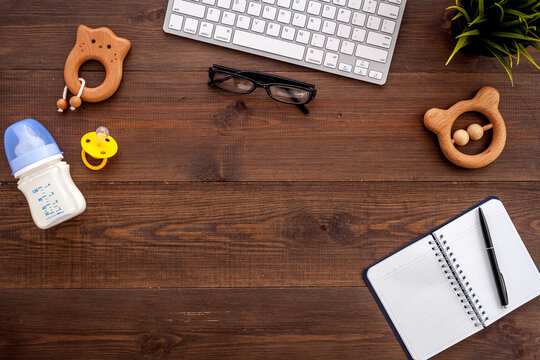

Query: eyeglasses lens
left=268, top=85, right=310, bottom=104
left=213, top=72, right=255, bottom=93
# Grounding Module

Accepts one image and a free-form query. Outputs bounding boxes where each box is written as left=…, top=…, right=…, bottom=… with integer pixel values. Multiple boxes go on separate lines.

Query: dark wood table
left=1, top=1, right=539, bottom=359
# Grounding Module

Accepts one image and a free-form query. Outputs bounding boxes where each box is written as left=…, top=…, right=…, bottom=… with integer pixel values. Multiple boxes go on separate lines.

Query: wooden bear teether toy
left=424, top=87, right=506, bottom=169
left=57, top=25, right=131, bottom=112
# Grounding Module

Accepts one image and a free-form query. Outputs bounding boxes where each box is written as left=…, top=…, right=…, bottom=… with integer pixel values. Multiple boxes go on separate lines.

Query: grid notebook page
left=367, top=236, right=480, bottom=360
left=433, top=199, right=540, bottom=327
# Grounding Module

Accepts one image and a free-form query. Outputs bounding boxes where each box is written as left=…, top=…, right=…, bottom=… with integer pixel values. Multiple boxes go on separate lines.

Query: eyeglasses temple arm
left=284, top=87, right=310, bottom=115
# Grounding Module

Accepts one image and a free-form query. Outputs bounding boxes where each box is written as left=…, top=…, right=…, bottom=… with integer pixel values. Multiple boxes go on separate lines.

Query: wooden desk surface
left=1, top=1, right=539, bottom=359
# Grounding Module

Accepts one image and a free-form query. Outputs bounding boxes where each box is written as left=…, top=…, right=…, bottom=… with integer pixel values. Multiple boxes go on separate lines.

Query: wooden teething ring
left=423, top=87, right=506, bottom=169
left=64, top=25, right=131, bottom=103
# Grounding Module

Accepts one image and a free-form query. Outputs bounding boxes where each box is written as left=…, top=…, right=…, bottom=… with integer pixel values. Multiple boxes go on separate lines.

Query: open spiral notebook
left=364, top=197, right=540, bottom=360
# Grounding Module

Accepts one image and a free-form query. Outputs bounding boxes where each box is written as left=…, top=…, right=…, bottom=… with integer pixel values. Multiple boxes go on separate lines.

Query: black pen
left=479, top=207, right=509, bottom=307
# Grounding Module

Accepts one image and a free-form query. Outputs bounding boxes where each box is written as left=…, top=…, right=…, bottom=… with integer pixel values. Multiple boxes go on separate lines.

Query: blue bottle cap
left=3, top=119, right=63, bottom=175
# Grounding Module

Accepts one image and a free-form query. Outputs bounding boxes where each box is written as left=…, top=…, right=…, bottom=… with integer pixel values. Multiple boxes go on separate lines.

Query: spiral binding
left=429, top=233, right=489, bottom=327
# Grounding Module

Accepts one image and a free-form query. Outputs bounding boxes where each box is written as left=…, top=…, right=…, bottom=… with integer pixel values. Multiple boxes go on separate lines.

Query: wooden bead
left=69, top=96, right=82, bottom=108
left=467, top=123, right=484, bottom=141
left=56, top=98, right=68, bottom=110
left=453, top=129, right=469, bottom=146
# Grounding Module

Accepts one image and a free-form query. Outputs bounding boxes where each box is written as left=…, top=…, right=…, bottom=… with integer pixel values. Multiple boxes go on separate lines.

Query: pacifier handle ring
left=81, top=149, right=108, bottom=170
left=424, top=87, right=507, bottom=169
left=64, top=25, right=131, bottom=103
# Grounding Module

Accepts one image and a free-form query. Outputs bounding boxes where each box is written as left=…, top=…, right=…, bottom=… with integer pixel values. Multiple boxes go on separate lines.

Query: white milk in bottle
left=4, top=119, right=85, bottom=229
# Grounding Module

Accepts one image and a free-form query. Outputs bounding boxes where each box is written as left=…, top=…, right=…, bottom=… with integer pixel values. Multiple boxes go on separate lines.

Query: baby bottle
left=4, top=119, right=86, bottom=229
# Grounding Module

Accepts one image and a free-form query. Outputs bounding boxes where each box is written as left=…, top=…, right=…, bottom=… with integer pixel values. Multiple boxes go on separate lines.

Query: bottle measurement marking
left=32, top=183, right=63, bottom=219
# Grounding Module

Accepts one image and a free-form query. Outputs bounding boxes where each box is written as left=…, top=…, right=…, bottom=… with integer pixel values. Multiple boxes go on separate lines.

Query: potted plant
left=446, top=0, right=540, bottom=85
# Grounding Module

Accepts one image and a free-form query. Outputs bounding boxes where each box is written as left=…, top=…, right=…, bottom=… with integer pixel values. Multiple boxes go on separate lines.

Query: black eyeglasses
left=208, top=64, right=317, bottom=114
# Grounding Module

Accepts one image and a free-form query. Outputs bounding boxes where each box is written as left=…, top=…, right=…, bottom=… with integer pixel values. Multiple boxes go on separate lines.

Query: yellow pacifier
left=81, top=126, right=118, bottom=170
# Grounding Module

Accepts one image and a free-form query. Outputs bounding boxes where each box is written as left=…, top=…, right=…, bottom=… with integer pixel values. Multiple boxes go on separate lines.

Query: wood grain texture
left=1, top=71, right=539, bottom=182
left=1, top=0, right=539, bottom=359
left=0, top=288, right=538, bottom=360
left=0, top=0, right=539, bottom=73
left=1, top=182, right=538, bottom=289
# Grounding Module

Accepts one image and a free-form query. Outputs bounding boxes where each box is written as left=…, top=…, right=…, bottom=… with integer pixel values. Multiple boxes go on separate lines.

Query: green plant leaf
left=456, top=29, right=481, bottom=38
left=516, top=43, right=540, bottom=69
left=469, top=14, right=488, bottom=26
left=446, top=36, right=472, bottom=65
left=486, top=45, right=514, bottom=86
left=452, top=12, right=464, bottom=21
left=494, top=3, right=505, bottom=22
left=491, top=31, right=540, bottom=42
left=447, top=5, right=472, bottom=23
left=478, top=0, right=484, bottom=15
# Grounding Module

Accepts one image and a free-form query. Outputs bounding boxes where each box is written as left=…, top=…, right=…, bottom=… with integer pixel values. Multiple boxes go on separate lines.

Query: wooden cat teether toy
left=424, top=87, right=506, bottom=169
left=57, top=25, right=131, bottom=111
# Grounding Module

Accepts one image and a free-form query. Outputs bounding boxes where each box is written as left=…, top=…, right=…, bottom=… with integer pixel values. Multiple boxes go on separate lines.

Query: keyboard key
left=366, top=15, right=381, bottom=30
left=281, top=26, right=296, bottom=40
left=168, top=14, right=184, bottom=30
left=324, top=52, right=339, bottom=68
left=214, top=25, right=232, bottom=41
left=322, top=20, right=337, bottom=35
left=352, top=12, right=366, bottom=26
left=381, top=19, right=396, bottom=34
left=305, top=47, right=324, bottom=64
left=222, top=11, right=236, bottom=25
left=377, top=3, right=399, bottom=19
left=355, top=59, right=369, bottom=68
left=337, top=24, right=351, bottom=38
left=352, top=28, right=366, bottom=41
left=307, top=17, right=322, bottom=31
left=183, top=17, right=199, bottom=33
left=292, top=0, right=307, bottom=11
left=233, top=30, right=306, bottom=59
left=337, top=9, right=351, bottom=22
left=277, top=0, right=291, bottom=7
left=247, top=2, right=262, bottom=16
left=251, top=19, right=266, bottom=32
left=217, top=0, right=232, bottom=8
left=347, top=0, right=361, bottom=10
left=322, top=5, right=337, bottom=19
left=296, top=29, right=311, bottom=43
left=206, top=8, right=221, bottom=21
left=356, top=44, right=388, bottom=62
left=353, top=66, right=367, bottom=76
left=277, top=9, right=292, bottom=23
left=307, top=1, right=322, bottom=15
left=232, top=0, right=247, bottom=12
left=263, top=5, right=278, bottom=19
left=202, top=0, right=216, bottom=5
left=237, top=14, right=251, bottom=28
left=338, top=62, right=352, bottom=72
left=340, top=40, right=354, bottom=55
left=311, top=33, right=325, bottom=47
left=266, top=22, right=281, bottom=36
left=199, top=21, right=214, bottom=37
left=173, top=0, right=206, bottom=18
left=388, top=0, right=401, bottom=3
left=326, top=37, right=340, bottom=51
left=333, top=0, right=346, bottom=5
left=369, top=70, right=383, bottom=80
left=263, top=0, right=276, bottom=3
left=292, top=13, right=307, bottom=27
left=367, top=31, right=392, bottom=48
left=362, top=0, right=377, bottom=13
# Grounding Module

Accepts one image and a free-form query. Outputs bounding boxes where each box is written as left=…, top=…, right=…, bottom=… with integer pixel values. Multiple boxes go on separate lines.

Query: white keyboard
left=163, top=0, right=406, bottom=85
